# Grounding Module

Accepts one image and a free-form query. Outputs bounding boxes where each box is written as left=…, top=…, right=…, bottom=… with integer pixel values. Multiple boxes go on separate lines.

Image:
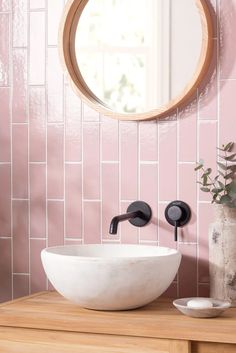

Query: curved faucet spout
left=109, top=211, right=142, bottom=235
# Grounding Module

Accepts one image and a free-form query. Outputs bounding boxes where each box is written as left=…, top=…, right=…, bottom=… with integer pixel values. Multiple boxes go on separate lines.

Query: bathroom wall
left=0, top=0, right=235, bottom=302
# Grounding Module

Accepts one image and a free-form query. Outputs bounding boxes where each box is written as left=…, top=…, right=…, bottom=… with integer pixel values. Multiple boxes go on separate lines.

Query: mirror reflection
left=75, top=0, right=203, bottom=114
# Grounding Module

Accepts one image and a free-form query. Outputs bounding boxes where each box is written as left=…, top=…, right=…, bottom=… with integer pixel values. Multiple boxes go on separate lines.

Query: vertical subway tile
left=29, top=11, right=45, bottom=85
left=83, top=123, right=100, bottom=199
left=12, top=0, right=28, bottom=48
left=83, top=201, right=101, bottom=244
left=0, top=165, right=11, bottom=236
left=198, top=203, right=213, bottom=284
left=47, top=47, right=64, bottom=123
left=101, top=116, right=119, bottom=161
left=47, top=0, right=64, bottom=46
left=30, top=0, right=45, bottom=9
left=0, top=238, right=12, bottom=302
left=47, top=124, right=64, bottom=199
left=159, top=121, right=177, bottom=201
left=13, top=200, right=29, bottom=273
left=120, top=201, right=138, bottom=244
left=12, top=124, right=28, bottom=199
left=139, top=122, right=158, bottom=161
left=30, top=164, right=46, bottom=238
left=120, top=122, right=138, bottom=200
left=65, top=164, right=82, bottom=238
left=0, top=14, right=10, bottom=86
left=179, top=112, right=197, bottom=162
left=220, top=0, right=236, bottom=79
left=198, top=121, right=217, bottom=202
left=0, top=0, right=10, bottom=11
left=102, top=163, right=119, bottom=238
left=30, top=239, right=47, bottom=293
left=48, top=201, right=64, bottom=247
left=65, top=84, right=82, bottom=162
left=220, top=80, right=236, bottom=143
left=13, top=274, right=29, bottom=299
left=83, top=103, right=100, bottom=122
left=140, top=164, right=158, bottom=241
left=12, top=48, right=27, bottom=123
left=178, top=243, right=198, bottom=297
left=29, top=86, right=46, bottom=162
left=162, top=282, right=178, bottom=299
left=0, top=87, right=10, bottom=162
left=158, top=203, right=177, bottom=249
left=179, top=164, right=197, bottom=243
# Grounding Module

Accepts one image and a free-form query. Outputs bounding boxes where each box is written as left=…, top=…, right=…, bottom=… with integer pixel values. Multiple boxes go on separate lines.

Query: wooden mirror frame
left=59, top=0, right=214, bottom=121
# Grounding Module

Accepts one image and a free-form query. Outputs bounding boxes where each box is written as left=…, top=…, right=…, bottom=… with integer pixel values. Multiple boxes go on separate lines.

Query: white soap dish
left=173, top=297, right=231, bottom=318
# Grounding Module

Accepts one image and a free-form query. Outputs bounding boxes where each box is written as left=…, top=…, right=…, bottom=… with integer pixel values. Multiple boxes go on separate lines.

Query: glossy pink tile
left=13, top=200, right=29, bottom=273
left=220, top=80, right=236, bottom=144
left=12, top=48, right=27, bottom=123
left=101, top=116, right=119, bottom=161
left=0, top=0, right=10, bottom=11
left=65, top=85, right=82, bottom=162
left=48, top=201, right=64, bottom=247
left=0, top=14, right=10, bottom=86
left=140, top=164, right=158, bottom=241
left=120, top=122, right=138, bottom=200
left=30, top=0, right=45, bottom=9
left=65, top=164, right=82, bottom=238
left=30, top=164, right=46, bottom=238
left=0, top=87, right=10, bottom=162
left=30, top=239, right=47, bottom=293
left=47, top=48, right=63, bottom=122
left=0, top=165, right=11, bottom=236
left=198, top=203, right=213, bottom=284
left=140, top=122, right=158, bottom=161
left=83, top=123, right=100, bottom=199
left=83, top=103, right=100, bottom=122
left=29, top=11, right=45, bottom=85
left=198, top=121, right=217, bottom=202
left=199, top=40, right=218, bottom=120
left=0, top=238, right=12, bottom=302
left=13, top=274, right=30, bottom=299
left=159, top=121, right=177, bottom=201
left=65, top=239, right=82, bottom=245
left=179, top=113, right=197, bottom=162
left=12, top=0, right=27, bottom=48
left=178, top=244, right=197, bottom=297
left=47, top=0, right=64, bottom=46
left=83, top=201, right=101, bottom=244
left=179, top=164, right=197, bottom=243
left=158, top=203, right=177, bottom=249
left=12, top=124, right=28, bottom=199
left=102, top=163, right=119, bottom=238
left=120, top=202, right=139, bottom=244
left=47, top=124, right=64, bottom=199
left=29, top=86, right=46, bottom=162
left=198, top=283, right=210, bottom=297
left=220, top=0, right=236, bottom=79
left=162, top=282, right=177, bottom=299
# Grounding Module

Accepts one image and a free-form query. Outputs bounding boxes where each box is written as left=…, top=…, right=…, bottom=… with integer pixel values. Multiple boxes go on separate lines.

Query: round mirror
left=60, top=0, right=213, bottom=120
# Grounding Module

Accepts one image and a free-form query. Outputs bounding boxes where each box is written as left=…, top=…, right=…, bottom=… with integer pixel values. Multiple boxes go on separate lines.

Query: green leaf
left=224, top=172, right=235, bottom=180
left=218, top=181, right=225, bottom=189
left=223, top=153, right=236, bottom=161
left=212, top=188, right=224, bottom=194
left=228, top=165, right=236, bottom=172
left=202, top=175, right=208, bottom=186
left=217, top=162, right=227, bottom=171
left=219, top=195, right=232, bottom=204
left=218, top=171, right=225, bottom=178
left=227, top=180, right=236, bottom=193
left=194, top=164, right=203, bottom=171
left=223, top=142, right=234, bottom=152
left=202, top=168, right=212, bottom=176
left=200, top=187, right=211, bottom=192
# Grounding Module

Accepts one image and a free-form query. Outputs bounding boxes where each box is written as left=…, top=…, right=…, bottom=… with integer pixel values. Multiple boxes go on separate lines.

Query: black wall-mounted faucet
left=165, top=200, right=191, bottom=241
left=109, top=201, right=152, bottom=235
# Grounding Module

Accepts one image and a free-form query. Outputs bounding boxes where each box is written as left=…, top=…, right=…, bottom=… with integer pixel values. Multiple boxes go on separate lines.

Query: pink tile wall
left=0, top=0, right=233, bottom=301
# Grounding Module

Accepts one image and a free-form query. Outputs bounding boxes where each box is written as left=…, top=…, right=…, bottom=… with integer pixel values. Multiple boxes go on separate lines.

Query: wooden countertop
left=0, top=291, right=235, bottom=344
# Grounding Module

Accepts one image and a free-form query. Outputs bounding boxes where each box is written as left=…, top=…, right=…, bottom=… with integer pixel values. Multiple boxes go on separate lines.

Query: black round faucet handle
left=167, top=205, right=182, bottom=222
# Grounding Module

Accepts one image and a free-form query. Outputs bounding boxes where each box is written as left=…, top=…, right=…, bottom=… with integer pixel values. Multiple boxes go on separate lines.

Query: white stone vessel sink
left=41, top=244, right=181, bottom=311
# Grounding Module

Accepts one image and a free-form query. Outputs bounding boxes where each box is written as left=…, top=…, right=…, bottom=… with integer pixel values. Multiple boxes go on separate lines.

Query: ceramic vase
left=209, top=205, right=236, bottom=306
